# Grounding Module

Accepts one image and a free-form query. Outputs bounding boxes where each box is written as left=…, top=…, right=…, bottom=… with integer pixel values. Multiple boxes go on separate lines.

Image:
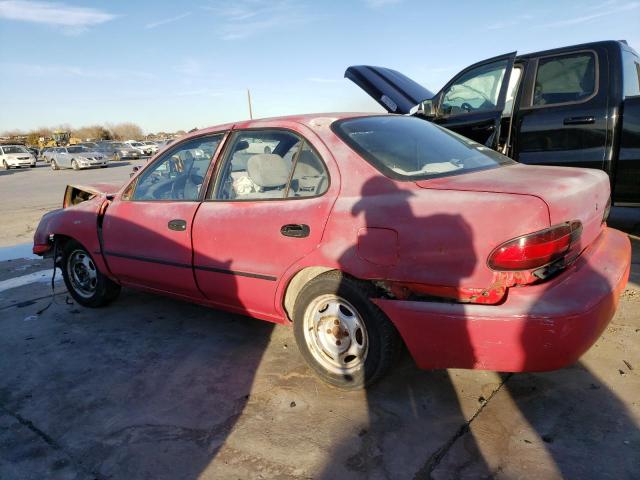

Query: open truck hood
left=417, top=164, right=611, bottom=252
left=345, top=65, right=434, bottom=114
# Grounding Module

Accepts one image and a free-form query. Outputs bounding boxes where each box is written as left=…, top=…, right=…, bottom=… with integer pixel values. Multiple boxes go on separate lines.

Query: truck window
left=622, top=49, right=640, bottom=98
left=439, top=59, right=509, bottom=116
left=502, top=66, right=523, bottom=116
left=533, top=52, right=596, bottom=106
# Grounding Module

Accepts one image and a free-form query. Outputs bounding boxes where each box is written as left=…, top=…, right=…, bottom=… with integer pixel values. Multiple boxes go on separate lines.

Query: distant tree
left=108, top=122, right=144, bottom=141
left=73, top=125, right=111, bottom=141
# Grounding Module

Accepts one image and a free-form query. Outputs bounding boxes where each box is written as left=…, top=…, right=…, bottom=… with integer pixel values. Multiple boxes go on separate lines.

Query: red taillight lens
left=488, top=221, right=582, bottom=271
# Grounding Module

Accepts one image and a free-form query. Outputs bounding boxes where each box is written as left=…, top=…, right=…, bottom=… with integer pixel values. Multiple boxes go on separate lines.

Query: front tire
left=71, top=159, right=79, bottom=170
left=293, top=271, right=400, bottom=390
left=2, top=160, right=9, bottom=170
left=61, top=241, right=120, bottom=307
left=51, top=160, right=59, bottom=170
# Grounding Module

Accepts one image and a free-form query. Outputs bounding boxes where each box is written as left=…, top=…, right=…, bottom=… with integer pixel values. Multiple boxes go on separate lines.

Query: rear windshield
left=332, top=115, right=514, bottom=180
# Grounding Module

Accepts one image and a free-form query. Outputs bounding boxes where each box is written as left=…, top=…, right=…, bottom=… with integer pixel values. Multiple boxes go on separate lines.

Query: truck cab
left=346, top=40, right=640, bottom=205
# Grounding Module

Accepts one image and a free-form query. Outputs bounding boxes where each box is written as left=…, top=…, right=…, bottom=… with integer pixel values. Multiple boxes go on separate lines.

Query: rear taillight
left=488, top=221, right=582, bottom=271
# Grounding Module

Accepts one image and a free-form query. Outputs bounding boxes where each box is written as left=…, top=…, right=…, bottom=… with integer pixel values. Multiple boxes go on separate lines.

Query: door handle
left=168, top=219, right=187, bottom=231
left=472, top=124, right=495, bottom=131
left=280, top=224, right=310, bottom=238
left=563, top=116, right=595, bottom=125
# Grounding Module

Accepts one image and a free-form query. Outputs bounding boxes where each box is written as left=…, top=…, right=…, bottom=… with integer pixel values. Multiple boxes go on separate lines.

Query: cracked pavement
left=0, top=209, right=638, bottom=479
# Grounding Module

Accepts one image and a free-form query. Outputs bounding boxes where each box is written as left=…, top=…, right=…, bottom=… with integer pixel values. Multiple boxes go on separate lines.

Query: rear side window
left=622, top=49, right=640, bottom=98
left=533, top=52, right=596, bottom=106
left=333, top=115, right=514, bottom=181
left=212, top=130, right=328, bottom=201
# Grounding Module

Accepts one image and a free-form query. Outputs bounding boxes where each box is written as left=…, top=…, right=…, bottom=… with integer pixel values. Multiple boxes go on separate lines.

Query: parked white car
left=141, top=141, right=159, bottom=154
left=1, top=145, right=36, bottom=169
left=124, top=140, right=153, bottom=156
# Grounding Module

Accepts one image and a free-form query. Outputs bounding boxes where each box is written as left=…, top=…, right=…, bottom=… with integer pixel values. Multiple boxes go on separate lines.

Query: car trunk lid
left=416, top=164, right=610, bottom=253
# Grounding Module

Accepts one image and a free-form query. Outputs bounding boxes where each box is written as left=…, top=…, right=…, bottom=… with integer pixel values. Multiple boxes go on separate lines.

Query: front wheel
left=71, top=159, right=79, bottom=170
left=61, top=240, right=121, bottom=307
left=293, top=271, right=400, bottom=390
left=114, top=153, right=121, bottom=162
left=51, top=160, right=59, bottom=170
left=2, top=160, right=9, bottom=170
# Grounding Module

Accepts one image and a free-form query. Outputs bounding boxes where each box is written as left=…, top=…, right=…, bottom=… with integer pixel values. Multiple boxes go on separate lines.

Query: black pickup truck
left=346, top=40, right=640, bottom=205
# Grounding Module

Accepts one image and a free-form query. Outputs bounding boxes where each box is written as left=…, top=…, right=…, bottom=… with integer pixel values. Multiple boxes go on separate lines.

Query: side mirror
left=410, top=99, right=435, bottom=118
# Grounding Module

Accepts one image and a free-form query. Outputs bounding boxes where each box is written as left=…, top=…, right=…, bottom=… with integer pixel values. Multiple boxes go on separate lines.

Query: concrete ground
left=0, top=161, right=638, bottom=478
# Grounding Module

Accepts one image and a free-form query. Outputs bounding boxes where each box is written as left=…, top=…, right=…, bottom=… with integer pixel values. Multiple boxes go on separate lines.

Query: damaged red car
left=33, top=113, right=631, bottom=389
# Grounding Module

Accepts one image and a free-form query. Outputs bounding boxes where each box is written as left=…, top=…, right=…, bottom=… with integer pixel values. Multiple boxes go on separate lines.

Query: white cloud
left=145, top=11, right=191, bottom=30
left=203, top=0, right=317, bottom=40
left=363, top=0, right=402, bottom=8
left=6, top=63, right=153, bottom=80
left=0, top=0, right=116, bottom=32
left=541, top=1, right=640, bottom=28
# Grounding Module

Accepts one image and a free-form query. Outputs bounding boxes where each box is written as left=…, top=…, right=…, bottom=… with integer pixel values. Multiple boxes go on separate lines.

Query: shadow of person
left=2, top=208, right=275, bottom=480
left=500, top=228, right=640, bottom=478
left=315, top=177, right=493, bottom=478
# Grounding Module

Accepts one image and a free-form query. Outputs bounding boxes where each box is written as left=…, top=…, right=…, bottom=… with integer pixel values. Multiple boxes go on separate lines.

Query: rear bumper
left=374, top=227, right=631, bottom=372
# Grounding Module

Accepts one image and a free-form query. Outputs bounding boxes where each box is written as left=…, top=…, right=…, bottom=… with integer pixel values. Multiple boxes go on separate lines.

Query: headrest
left=247, top=154, right=290, bottom=187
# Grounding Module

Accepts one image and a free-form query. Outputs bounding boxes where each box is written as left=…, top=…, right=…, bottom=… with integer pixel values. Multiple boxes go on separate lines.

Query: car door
left=101, top=133, right=224, bottom=297
left=431, top=52, right=517, bottom=148
left=512, top=46, right=608, bottom=170
left=192, top=127, right=336, bottom=319
left=58, top=148, right=71, bottom=168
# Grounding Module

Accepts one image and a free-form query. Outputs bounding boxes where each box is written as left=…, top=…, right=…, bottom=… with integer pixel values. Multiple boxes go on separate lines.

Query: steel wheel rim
left=67, top=249, right=97, bottom=298
left=303, top=294, right=368, bottom=375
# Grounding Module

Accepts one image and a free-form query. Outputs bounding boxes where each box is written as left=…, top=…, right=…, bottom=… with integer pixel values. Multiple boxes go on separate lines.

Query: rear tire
left=60, top=240, right=120, bottom=307
left=293, top=271, right=400, bottom=390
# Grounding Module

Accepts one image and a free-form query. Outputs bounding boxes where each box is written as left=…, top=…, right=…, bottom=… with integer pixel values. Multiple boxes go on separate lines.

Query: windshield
left=130, top=142, right=144, bottom=147
left=67, top=146, right=89, bottom=153
left=112, top=143, right=127, bottom=148
left=2, top=146, right=29, bottom=154
left=332, top=115, right=514, bottom=180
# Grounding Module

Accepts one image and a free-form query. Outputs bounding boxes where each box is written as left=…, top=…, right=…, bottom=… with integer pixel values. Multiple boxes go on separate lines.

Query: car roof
left=183, top=112, right=383, bottom=139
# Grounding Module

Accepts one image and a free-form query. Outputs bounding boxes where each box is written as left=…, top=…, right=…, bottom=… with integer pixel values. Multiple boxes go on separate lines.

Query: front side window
left=622, top=49, right=640, bottom=98
left=533, top=52, right=596, bottom=106
left=132, top=135, right=222, bottom=201
left=440, top=59, right=508, bottom=116
left=333, top=115, right=514, bottom=181
left=502, top=66, right=523, bottom=116
left=213, top=130, right=327, bottom=200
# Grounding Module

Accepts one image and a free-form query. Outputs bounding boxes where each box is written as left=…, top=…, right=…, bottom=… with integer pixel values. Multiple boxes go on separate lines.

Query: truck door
left=431, top=52, right=517, bottom=148
left=512, top=47, right=608, bottom=170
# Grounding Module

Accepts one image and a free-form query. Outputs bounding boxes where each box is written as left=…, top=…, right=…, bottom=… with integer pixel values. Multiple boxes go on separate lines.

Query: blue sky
left=0, top=0, right=639, bottom=133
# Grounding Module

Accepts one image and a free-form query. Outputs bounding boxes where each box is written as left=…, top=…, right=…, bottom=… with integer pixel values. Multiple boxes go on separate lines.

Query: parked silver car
left=0, top=145, right=36, bottom=169
left=49, top=145, right=108, bottom=170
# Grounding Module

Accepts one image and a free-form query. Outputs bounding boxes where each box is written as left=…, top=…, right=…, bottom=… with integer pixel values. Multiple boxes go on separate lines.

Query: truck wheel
left=71, top=159, right=79, bottom=170
left=51, top=160, right=59, bottom=170
left=61, top=240, right=120, bottom=308
left=2, top=160, right=9, bottom=170
left=293, top=271, right=400, bottom=390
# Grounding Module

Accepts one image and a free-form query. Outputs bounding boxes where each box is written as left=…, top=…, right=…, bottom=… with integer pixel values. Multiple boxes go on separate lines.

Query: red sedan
left=33, top=113, right=631, bottom=389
